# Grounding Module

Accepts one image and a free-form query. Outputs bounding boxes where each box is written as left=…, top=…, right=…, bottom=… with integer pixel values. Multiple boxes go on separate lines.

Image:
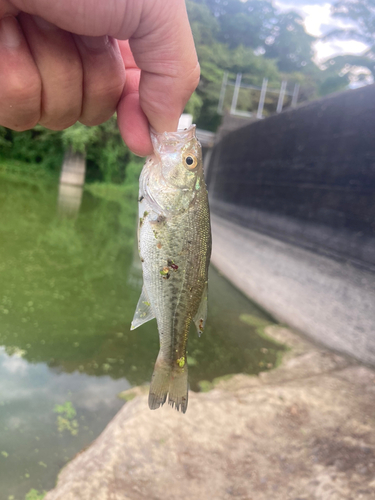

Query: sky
left=273, top=0, right=369, bottom=63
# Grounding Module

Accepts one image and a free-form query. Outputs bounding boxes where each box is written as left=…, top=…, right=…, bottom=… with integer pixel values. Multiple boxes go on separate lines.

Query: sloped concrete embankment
left=45, top=325, right=375, bottom=500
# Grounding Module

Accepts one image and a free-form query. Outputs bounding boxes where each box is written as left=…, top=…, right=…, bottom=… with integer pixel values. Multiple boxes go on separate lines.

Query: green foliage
left=25, top=489, right=46, bottom=500
left=54, top=401, right=77, bottom=420
left=0, top=125, right=64, bottom=171
left=86, top=117, right=139, bottom=183
left=191, top=0, right=316, bottom=71
left=185, top=0, right=350, bottom=128
left=184, top=91, right=204, bottom=121
left=0, top=116, right=139, bottom=184
left=263, top=11, right=315, bottom=72
left=194, top=41, right=287, bottom=128
left=187, top=0, right=219, bottom=45
left=61, top=123, right=98, bottom=154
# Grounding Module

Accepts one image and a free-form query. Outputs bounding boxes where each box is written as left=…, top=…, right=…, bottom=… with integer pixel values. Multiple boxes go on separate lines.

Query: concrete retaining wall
left=207, top=84, right=375, bottom=269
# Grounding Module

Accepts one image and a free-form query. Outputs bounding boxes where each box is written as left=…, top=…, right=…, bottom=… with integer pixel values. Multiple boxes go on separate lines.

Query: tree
left=191, top=0, right=316, bottom=73
left=324, top=0, right=375, bottom=78
left=264, top=11, right=315, bottom=72
left=186, top=0, right=219, bottom=46
left=329, top=0, right=375, bottom=47
left=0, top=117, right=139, bottom=184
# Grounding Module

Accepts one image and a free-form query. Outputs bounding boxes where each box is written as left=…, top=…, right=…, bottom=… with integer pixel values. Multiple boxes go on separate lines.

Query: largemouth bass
left=131, top=125, right=211, bottom=413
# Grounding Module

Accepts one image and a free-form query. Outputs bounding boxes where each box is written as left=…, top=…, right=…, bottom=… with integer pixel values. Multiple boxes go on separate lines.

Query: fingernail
left=80, top=35, right=109, bottom=50
left=0, top=16, right=22, bottom=49
left=32, top=15, right=57, bottom=31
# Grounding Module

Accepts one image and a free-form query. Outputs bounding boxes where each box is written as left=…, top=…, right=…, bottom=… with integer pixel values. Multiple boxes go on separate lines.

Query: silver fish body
left=131, top=125, right=211, bottom=413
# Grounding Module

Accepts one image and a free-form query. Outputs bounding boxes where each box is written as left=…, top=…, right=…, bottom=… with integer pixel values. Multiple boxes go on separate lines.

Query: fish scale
left=131, top=125, right=211, bottom=413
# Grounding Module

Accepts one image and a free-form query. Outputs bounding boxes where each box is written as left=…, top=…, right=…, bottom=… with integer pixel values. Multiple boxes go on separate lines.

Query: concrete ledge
left=211, top=214, right=375, bottom=367
left=211, top=199, right=375, bottom=270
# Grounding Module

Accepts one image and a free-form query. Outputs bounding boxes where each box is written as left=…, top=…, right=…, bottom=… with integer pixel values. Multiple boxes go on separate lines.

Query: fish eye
left=183, top=153, right=198, bottom=170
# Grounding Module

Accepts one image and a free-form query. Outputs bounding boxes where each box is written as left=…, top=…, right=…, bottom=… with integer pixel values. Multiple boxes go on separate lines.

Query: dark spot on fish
left=143, top=211, right=149, bottom=217
left=187, top=240, right=192, bottom=244
left=160, top=267, right=170, bottom=280
left=138, top=195, right=144, bottom=202
left=167, top=259, right=178, bottom=271
left=139, top=217, right=144, bottom=227
left=141, top=258, right=144, bottom=263
left=151, top=215, right=166, bottom=225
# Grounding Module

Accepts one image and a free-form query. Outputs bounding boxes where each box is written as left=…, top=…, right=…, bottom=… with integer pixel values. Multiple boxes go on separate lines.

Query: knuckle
left=11, top=117, right=40, bottom=132
left=40, top=116, right=79, bottom=131
left=7, top=74, right=41, bottom=107
left=90, top=72, right=124, bottom=103
left=80, top=79, right=124, bottom=126
left=79, top=111, right=113, bottom=128
left=1, top=74, right=41, bottom=131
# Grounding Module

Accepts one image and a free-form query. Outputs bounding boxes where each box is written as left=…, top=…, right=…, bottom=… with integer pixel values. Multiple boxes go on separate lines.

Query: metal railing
left=217, top=72, right=300, bottom=118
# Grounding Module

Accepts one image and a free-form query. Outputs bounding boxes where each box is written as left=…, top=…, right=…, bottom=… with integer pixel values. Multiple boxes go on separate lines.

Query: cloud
left=273, top=0, right=371, bottom=62
left=0, top=348, right=130, bottom=410
left=313, top=39, right=370, bottom=62
left=1, top=353, right=29, bottom=375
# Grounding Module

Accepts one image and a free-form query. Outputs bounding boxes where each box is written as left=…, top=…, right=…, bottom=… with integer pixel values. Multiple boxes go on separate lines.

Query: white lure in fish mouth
left=150, top=125, right=197, bottom=155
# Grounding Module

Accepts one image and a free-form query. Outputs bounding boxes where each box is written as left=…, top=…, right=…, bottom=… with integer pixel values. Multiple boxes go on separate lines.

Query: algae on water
left=53, top=402, right=79, bottom=436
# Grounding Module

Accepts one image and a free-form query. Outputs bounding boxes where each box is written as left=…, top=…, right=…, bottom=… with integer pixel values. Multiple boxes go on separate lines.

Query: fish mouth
left=150, top=125, right=197, bottom=154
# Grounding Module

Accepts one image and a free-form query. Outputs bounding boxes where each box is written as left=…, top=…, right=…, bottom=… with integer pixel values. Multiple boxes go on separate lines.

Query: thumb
left=130, top=0, right=200, bottom=134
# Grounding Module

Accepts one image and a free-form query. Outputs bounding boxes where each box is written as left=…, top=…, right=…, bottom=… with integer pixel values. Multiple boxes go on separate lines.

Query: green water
left=0, top=172, right=285, bottom=499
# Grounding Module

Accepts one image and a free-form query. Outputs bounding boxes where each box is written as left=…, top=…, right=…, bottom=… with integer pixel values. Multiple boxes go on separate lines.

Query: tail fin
left=168, top=365, right=189, bottom=413
left=148, top=352, right=189, bottom=413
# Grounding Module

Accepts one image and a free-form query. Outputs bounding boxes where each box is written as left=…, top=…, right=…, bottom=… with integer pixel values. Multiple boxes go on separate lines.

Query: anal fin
left=193, top=283, right=208, bottom=337
left=131, top=286, right=155, bottom=330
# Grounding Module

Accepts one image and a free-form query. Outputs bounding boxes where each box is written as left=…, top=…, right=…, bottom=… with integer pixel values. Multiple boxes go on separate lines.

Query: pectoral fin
left=131, top=287, right=155, bottom=330
left=193, top=283, right=208, bottom=337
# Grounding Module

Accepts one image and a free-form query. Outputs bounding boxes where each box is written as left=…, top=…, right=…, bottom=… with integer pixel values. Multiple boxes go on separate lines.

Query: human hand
left=0, top=0, right=200, bottom=155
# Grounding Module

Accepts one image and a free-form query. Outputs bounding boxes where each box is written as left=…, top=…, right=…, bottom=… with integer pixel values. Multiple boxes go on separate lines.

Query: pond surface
left=0, top=173, right=285, bottom=500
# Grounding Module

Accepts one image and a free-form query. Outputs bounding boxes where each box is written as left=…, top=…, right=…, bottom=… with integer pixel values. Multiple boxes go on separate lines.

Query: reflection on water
left=0, top=347, right=126, bottom=499
left=0, top=173, right=284, bottom=499
left=57, top=183, right=83, bottom=218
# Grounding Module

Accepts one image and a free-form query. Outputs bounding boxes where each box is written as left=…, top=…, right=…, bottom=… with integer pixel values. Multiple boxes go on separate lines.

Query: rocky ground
left=44, top=325, right=375, bottom=500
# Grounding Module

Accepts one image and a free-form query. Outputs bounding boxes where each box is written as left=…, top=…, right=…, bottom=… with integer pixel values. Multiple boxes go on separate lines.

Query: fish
left=131, top=125, right=211, bottom=413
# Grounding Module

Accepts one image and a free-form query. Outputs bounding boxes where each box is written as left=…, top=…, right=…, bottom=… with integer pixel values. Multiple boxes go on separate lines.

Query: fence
left=217, top=72, right=300, bottom=119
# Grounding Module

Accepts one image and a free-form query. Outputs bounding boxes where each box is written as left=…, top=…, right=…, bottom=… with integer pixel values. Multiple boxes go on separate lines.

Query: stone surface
left=45, top=326, right=375, bottom=500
